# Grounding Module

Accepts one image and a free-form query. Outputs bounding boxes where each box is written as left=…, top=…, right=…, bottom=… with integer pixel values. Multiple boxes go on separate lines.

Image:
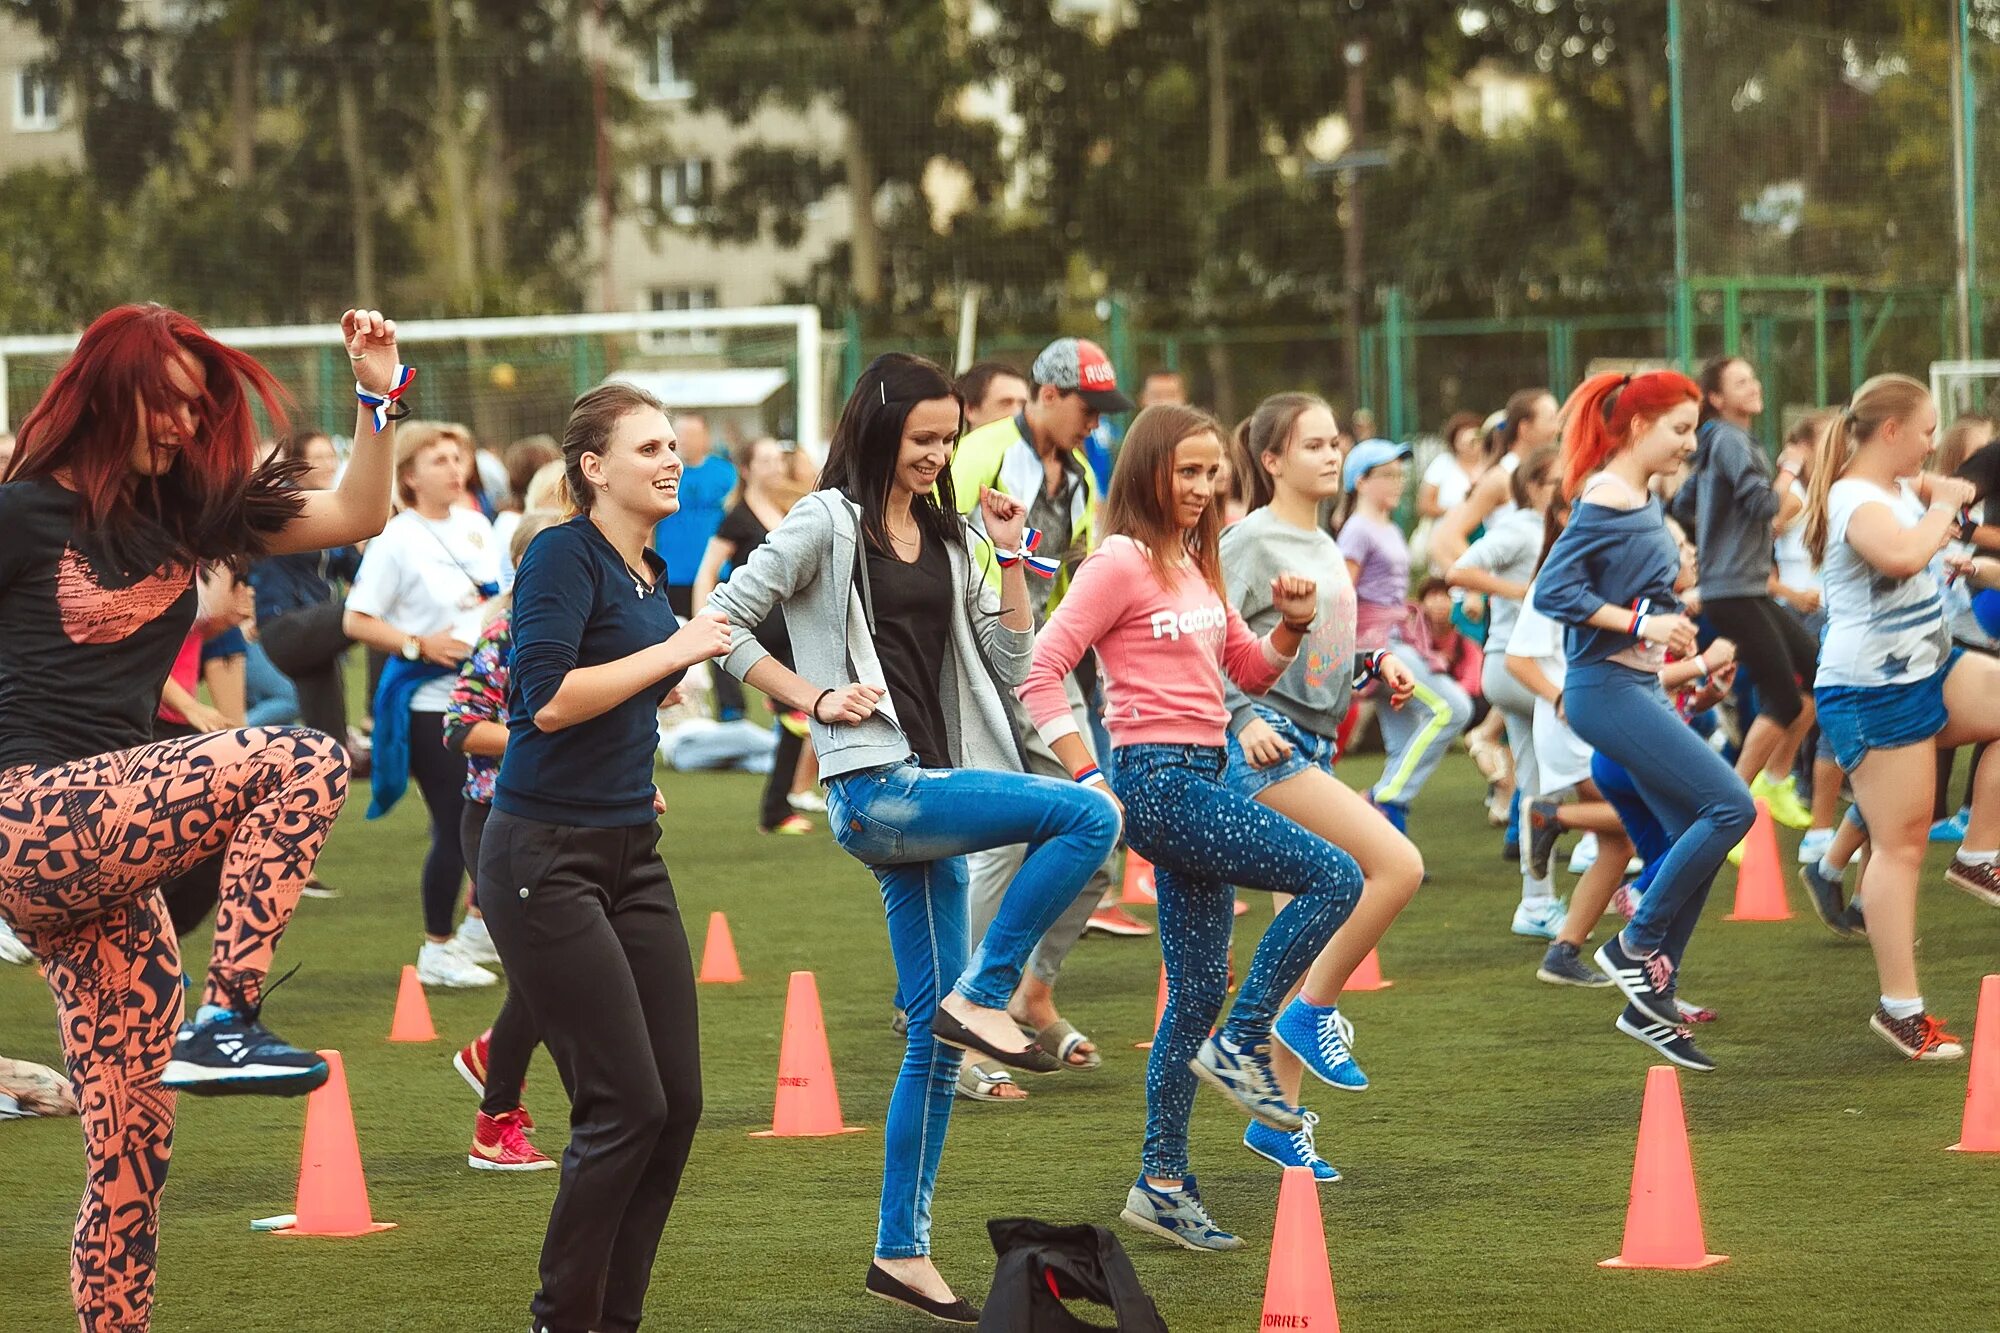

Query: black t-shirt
left=867, top=533, right=954, bottom=769
left=0, top=478, right=199, bottom=771
left=717, top=500, right=793, bottom=662
left=1955, top=445, right=2000, bottom=531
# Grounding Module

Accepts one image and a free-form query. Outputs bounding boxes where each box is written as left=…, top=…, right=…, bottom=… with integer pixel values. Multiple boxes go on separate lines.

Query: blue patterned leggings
left=1112, top=743, right=1364, bottom=1178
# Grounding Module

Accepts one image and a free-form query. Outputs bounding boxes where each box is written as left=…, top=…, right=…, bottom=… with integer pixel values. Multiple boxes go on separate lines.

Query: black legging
left=1703, top=595, right=1819, bottom=728
left=461, top=800, right=540, bottom=1116
left=754, top=615, right=805, bottom=832
left=257, top=601, right=351, bottom=740
left=408, top=710, right=468, bottom=938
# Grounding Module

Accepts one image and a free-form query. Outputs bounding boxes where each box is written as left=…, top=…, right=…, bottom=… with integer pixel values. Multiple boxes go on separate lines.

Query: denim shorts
left=1814, top=647, right=1963, bottom=773
left=1222, top=703, right=1339, bottom=798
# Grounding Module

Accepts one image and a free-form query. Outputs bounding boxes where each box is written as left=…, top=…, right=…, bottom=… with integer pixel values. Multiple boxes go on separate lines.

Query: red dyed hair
left=1556, top=369, right=1701, bottom=499
left=9, top=304, right=303, bottom=570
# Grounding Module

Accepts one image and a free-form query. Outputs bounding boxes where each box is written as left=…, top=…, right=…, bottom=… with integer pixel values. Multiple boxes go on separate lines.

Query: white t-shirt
left=1424, top=452, right=1477, bottom=512
left=1818, top=478, right=1951, bottom=688
left=1772, top=479, right=1819, bottom=601
left=1487, top=451, right=1523, bottom=525
left=1506, top=585, right=1594, bottom=794
left=493, top=510, right=523, bottom=592
left=347, top=508, right=501, bottom=711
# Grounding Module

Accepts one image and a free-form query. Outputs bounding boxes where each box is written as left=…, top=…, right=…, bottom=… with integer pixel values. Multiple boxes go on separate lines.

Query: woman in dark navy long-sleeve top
left=477, top=381, right=733, bottom=1333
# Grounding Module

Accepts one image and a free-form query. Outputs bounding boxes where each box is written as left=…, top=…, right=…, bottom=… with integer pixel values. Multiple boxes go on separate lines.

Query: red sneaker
left=1085, top=905, right=1153, bottom=938
left=468, top=1110, right=556, bottom=1172
left=454, top=1029, right=533, bottom=1132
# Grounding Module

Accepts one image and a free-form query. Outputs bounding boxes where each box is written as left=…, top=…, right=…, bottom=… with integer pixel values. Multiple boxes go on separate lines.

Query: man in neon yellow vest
left=945, top=338, right=1136, bottom=1101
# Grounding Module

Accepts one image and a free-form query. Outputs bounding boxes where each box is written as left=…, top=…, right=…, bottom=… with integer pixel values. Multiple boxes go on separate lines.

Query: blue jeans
left=244, top=641, right=300, bottom=728
left=1591, top=750, right=1667, bottom=903
left=1222, top=703, right=1339, bottom=798
left=825, top=760, right=1120, bottom=1259
left=1565, top=663, right=1754, bottom=964
left=1112, top=743, right=1363, bottom=1178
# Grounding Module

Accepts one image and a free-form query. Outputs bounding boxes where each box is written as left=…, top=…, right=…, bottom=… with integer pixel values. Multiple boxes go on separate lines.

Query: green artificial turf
left=2, top=756, right=1996, bottom=1331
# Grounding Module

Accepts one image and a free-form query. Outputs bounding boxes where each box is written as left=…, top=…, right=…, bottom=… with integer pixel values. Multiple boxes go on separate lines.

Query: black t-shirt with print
left=0, top=478, right=198, bottom=771
left=866, top=532, right=954, bottom=769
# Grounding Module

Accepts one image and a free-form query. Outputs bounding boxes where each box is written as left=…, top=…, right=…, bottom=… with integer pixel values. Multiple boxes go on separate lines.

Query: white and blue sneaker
left=1120, top=1174, right=1243, bottom=1251
left=1593, top=934, right=1683, bottom=1028
left=1273, top=998, right=1369, bottom=1091
left=1190, top=1033, right=1303, bottom=1130
left=1244, top=1111, right=1342, bottom=1182
left=1567, top=832, right=1601, bottom=874
left=1797, top=827, right=1835, bottom=866
left=1510, top=895, right=1564, bottom=941
left=163, top=995, right=328, bottom=1098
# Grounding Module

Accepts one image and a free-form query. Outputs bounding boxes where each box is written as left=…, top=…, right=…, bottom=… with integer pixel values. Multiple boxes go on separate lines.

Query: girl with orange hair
left=1533, top=370, right=1756, bottom=1073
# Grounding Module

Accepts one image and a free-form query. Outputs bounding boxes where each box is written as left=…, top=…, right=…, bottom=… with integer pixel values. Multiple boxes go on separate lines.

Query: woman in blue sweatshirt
left=1534, top=370, right=1755, bottom=1073
left=477, top=381, right=734, bottom=1333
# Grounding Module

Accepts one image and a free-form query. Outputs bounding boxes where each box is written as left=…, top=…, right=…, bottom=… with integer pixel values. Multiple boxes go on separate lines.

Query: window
left=640, top=286, right=721, bottom=353
left=645, top=157, right=712, bottom=224
left=14, top=70, right=62, bottom=132
left=636, top=34, right=692, bottom=100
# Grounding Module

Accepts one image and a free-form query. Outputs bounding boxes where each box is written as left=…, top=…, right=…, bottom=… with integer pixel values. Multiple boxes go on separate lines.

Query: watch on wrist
left=401, top=636, right=421, bottom=662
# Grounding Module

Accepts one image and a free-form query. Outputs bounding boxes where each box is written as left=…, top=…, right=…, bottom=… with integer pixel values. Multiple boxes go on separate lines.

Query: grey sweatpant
left=966, top=675, right=1116, bottom=990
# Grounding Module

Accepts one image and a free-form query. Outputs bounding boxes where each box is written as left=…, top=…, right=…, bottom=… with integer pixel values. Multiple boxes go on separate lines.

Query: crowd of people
left=2, top=304, right=1997, bottom=1333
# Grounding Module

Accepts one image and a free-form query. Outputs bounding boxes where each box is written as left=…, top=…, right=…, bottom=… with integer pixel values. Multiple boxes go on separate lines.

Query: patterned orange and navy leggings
left=0, top=726, right=347, bottom=1333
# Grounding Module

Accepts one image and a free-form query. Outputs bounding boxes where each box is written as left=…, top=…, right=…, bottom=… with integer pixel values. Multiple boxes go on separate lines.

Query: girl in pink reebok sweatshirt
left=1020, top=404, right=1364, bottom=1253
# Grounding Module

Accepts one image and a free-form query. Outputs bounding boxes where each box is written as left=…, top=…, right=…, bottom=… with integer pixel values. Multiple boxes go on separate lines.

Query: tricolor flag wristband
left=1351, top=649, right=1389, bottom=690
left=355, top=364, right=417, bottom=433
left=1072, top=763, right=1108, bottom=790
left=994, top=526, right=1062, bottom=578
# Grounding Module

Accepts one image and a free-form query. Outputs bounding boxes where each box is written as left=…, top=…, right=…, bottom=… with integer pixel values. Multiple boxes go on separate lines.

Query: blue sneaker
left=1273, top=998, right=1369, bottom=1091
left=1930, top=810, right=1969, bottom=843
left=1244, top=1112, right=1342, bottom=1182
left=1120, top=1174, right=1243, bottom=1251
left=1190, top=1033, right=1303, bottom=1130
left=1373, top=799, right=1409, bottom=834
left=1800, top=860, right=1857, bottom=937
left=163, top=998, right=327, bottom=1098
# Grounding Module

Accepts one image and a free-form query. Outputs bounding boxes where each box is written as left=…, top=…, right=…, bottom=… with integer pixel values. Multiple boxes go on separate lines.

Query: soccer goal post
left=1930, top=358, right=2000, bottom=424
left=0, top=305, right=827, bottom=452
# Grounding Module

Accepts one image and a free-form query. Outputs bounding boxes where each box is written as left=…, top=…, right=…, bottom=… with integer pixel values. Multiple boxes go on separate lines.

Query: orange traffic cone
left=1259, top=1165, right=1341, bottom=1332
left=1345, top=947, right=1394, bottom=992
left=1951, top=973, right=2000, bottom=1153
left=269, top=1051, right=396, bottom=1237
left=388, top=964, right=436, bottom=1042
left=1600, top=1065, right=1727, bottom=1269
left=1137, top=963, right=1168, bottom=1051
left=698, top=911, right=743, bottom=984
left=1724, top=800, right=1790, bottom=921
left=751, top=971, right=866, bottom=1138
left=1120, top=851, right=1157, bottom=905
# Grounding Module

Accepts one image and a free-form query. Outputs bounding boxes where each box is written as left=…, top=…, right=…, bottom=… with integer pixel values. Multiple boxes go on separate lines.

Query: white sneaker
left=1567, top=832, right=1600, bottom=875
left=0, top=919, right=32, bottom=966
left=453, top=916, right=501, bottom=966
left=417, top=940, right=498, bottom=988
left=787, top=790, right=828, bottom=814
left=1510, top=896, right=1565, bottom=940
left=1798, top=827, right=1834, bottom=866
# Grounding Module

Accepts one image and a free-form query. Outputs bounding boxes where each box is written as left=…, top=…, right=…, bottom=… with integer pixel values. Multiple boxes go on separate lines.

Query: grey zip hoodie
left=705, top=488, right=1032, bottom=781
left=1684, top=418, right=1781, bottom=599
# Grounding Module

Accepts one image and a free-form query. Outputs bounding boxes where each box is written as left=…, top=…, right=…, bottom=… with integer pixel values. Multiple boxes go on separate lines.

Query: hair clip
left=878, top=381, right=887, bottom=405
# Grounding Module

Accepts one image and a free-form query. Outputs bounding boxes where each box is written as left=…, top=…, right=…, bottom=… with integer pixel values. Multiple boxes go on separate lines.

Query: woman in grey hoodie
left=706, top=353, right=1121, bottom=1324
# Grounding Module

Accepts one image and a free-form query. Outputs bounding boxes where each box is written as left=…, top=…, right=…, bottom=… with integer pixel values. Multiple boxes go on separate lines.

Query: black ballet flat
left=866, top=1263, right=981, bottom=1325
left=928, top=1009, right=1062, bottom=1074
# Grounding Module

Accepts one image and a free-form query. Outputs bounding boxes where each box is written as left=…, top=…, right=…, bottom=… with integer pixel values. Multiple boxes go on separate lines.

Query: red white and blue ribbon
left=1351, top=648, right=1389, bottom=690
left=355, top=364, right=416, bottom=433
left=994, top=526, right=1061, bottom=578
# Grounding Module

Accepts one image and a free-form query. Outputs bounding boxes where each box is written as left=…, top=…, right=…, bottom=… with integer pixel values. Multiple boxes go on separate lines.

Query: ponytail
left=1803, top=373, right=1932, bottom=566
left=1557, top=369, right=1701, bottom=500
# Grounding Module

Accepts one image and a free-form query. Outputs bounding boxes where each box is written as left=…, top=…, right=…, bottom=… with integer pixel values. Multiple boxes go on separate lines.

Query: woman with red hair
left=0, top=304, right=406, bottom=1332
left=1533, top=370, right=1756, bottom=1073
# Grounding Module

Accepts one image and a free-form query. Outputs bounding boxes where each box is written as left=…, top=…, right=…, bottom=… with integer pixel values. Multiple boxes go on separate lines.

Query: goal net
left=1930, top=359, right=2000, bottom=424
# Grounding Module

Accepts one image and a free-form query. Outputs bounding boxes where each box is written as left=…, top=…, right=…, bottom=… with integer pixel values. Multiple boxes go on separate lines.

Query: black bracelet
left=811, top=688, right=834, bottom=723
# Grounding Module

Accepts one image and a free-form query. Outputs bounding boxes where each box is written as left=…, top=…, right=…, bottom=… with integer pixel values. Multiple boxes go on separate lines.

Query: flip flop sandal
left=955, top=1061, right=1026, bottom=1102
left=1021, top=1018, right=1101, bottom=1071
left=930, top=1009, right=1062, bottom=1073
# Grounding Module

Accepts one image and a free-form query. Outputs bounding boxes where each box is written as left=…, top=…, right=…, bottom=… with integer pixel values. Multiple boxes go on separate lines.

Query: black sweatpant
left=477, top=809, right=702, bottom=1333
left=258, top=601, right=350, bottom=740
left=408, top=710, right=468, bottom=938
left=461, top=800, right=540, bottom=1116
left=1703, top=595, right=1818, bottom=728
left=754, top=624, right=804, bottom=832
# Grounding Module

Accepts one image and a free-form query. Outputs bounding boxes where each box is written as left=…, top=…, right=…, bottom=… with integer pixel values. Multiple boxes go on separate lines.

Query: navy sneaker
left=1801, top=861, right=1855, bottom=936
left=1272, top=998, right=1368, bottom=1092
left=1120, top=1174, right=1243, bottom=1251
left=1190, top=1033, right=1302, bottom=1130
left=1613, top=1005, right=1715, bottom=1073
left=1526, top=799, right=1565, bottom=881
left=1536, top=940, right=1612, bottom=988
left=1244, top=1111, right=1342, bottom=1182
left=1593, top=934, right=1682, bottom=1028
left=164, top=986, right=327, bottom=1098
